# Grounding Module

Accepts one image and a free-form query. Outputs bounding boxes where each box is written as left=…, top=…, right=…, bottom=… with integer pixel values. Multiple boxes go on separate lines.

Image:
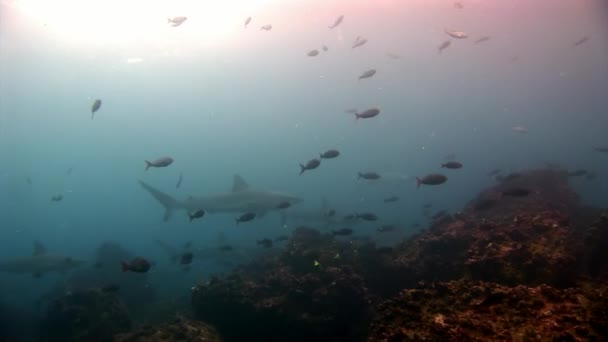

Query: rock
left=114, top=318, right=220, bottom=341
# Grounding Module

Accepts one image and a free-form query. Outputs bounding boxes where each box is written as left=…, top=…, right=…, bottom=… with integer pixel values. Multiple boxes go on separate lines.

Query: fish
left=512, top=126, right=528, bottom=134
left=101, top=284, right=120, bottom=293
left=236, top=212, right=256, bottom=225
left=593, top=147, right=608, bottom=153
left=573, top=36, right=590, bottom=47
left=444, top=29, right=468, bottom=39
left=66, top=167, right=73, bottom=176
left=144, top=157, right=174, bottom=171
left=26, top=176, right=32, bottom=185
left=274, top=235, right=289, bottom=242
left=500, top=188, right=531, bottom=197
left=257, top=239, right=273, bottom=248
left=0, top=242, right=84, bottom=277
left=183, top=241, right=193, bottom=249
left=441, top=161, right=463, bottom=169
left=326, top=209, right=336, bottom=217
left=279, top=197, right=356, bottom=229
left=503, top=172, right=523, bottom=181
left=358, top=69, right=376, bottom=80
left=276, top=201, right=292, bottom=209
left=352, top=37, right=367, bottom=49
left=356, top=212, right=378, bottom=221
left=121, top=257, right=151, bottom=273
left=299, top=158, right=321, bottom=175
left=377, top=225, right=398, bottom=233
left=244, top=16, right=252, bottom=29
left=51, top=194, right=63, bottom=202
left=416, top=174, right=448, bottom=188
left=219, top=245, right=233, bottom=252
left=454, top=2, right=464, bottom=9
left=328, top=15, right=344, bottom=29
left=383, top=195, right=399, bottom=203
left=167, top=16, right=187, bottom=27
left=320, top=149, right=340, bottom=159
left=139, top=174, right=302, bottom=222
left=260, top=24, right=272, bottom=31
left=188, top=209, right=205, bottom=222
left=358, top=172, right=381, bottom=180
left=332, top=228, right=353, bottom=236
left=176, top=172, right=183, bottom=189
left=307, top=49, right=319, bottom=57
left=386, top=52, right=401, bottom=59
left=322, top=45, right=328, bottom=52
left=91, top=99, right=102, bottom=120
left=180, top=252, right=193, bottom=265
left=438, top=41, right=451, bottom=53
left=567, top=169, right=588, bottom=177
left=474, top=36, right=491, bottom=44
left=487, top=169, right=502, bottom=176
left=354, top=107, right=380, bottom=119
left=422, top=203, right=433, bottom=209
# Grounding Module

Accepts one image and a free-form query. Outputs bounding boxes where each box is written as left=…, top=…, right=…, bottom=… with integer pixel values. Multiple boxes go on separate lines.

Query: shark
left=0, top=242, right=85, bottom=277
left=139, top=174, right=303, bottom=221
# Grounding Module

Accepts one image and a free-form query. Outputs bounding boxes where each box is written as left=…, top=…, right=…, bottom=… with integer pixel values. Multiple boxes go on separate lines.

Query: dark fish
left=383, top=196, right=399, bottom=203
left=441, top=161, right=463, bottom=169
left=354, top=107, right=380, bottom=119
left=51, top=194, right=63, bottom=202
left=454, top=2, right=463, bottom=9
left=487, top=169, right=502, bottom=176
left=307, top=49, right=319, bottom=57
left=320, top=149, right=340, bottom=159
left=358, top=69, right=376, bottom=80
left=438, top=40, right=451, bottom=53
left=244, top=16, right=252, bottom=28
left=299, top=158, right=321, bottom=175
left=352, top=37, right=367, bottom=49
left=188, top=209, right=205, bottom=222
left=66, top=167, right=73, bottom=176
left=332, top=228, right=353, bottom=236
left=326, top=209, right=336, bottom=217
left=567, top=169, right=588, bottom=177
left=121, top=257, right=151, bottom=273
left=101, top=284, right=120, bottom=293
left=356, top=212, right=378, bottom=221
left=176, top=172, right=183, bottom=189
left=257, top=239, right=273, bottom=248
left=593, top=147, right=608, bottom=153
left=26, top=177, right=32, bottom=185
left=416, top=174, right=447, bottom=188
left=145, top=157, right=174, bottom=170
left=236, top=212, right=256, bottom=225
left=322, top=45, right=328, bottom=52
left=180, top=252, right=193, bottom=265
left=93, top=261, right=103, bottom=269
left=573, top=36, right=590, bottom=47
left=328, top=15, right=344, bottom=29
left=275, top=235, right=289, bottom=242
left=276, top=201, right=291, bottom=209
left=183, top=241, right=193, bottom=249
left=358, top=172, right=381, bottom=180
left=91, top=99, right=102, bottom=120
left=260, top=24, right=272, bottom=31
left=500, top=188, right=530, bottom=197
left=422, top=203, right=433, bottom=209
left=219, top=245, right=233, bottom=252
left=474, top=36, right=491, bottom=44
left=377, top=225, right=398, bottom=233
left=411, top=223, right=420, bottom=228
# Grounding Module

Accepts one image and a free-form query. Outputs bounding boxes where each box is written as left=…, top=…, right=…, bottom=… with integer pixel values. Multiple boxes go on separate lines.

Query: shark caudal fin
left=138, top=180, right=184, bottom=221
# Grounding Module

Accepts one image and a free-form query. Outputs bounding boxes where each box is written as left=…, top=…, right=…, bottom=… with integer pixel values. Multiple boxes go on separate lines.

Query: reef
left=114, top=317, right=220, bottom=342
left=39, top=289, right=131, bottom=342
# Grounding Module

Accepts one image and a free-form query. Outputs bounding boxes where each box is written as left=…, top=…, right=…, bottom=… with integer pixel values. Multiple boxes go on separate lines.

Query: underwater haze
left=1, top=0, right=608, bottom=336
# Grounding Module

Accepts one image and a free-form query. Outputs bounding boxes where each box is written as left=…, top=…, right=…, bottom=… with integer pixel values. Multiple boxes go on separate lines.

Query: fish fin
left=138, top=180, right=184, bottom=221
left=33, top=241, right=46, bottom=256
left=232, top=174, right=249, bottom=192
left=144, top=160, right=152, bottom=171
left=121, top=262, right=128, bottom=272
left=299, top=164, right=305, bottom=175
left=415, top=177, right=422, bottom=189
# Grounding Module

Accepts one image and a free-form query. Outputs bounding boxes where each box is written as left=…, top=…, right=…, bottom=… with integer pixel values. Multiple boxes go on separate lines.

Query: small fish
left=260, top=24, right=272, bottom=31
left=416, top=174, right=448, bottom=188
left=567, top=169, right=588, bottom=177
left=236, top=212, right=256, bottom=225
left=167, top=16, right=187, bottom=27
left=441, top=161, right=463, bottom=169
left=257, top=239, right=273, bottom=248
left=573, top=36, right=590, bottom=47
left=275, top=235, right=289, bottom=242
left=322, top=45, right=328, bottom=52
left=176, top=172, right=183, bottom=189
left=386, top=52, right=401, bottom=59
left=93, top=261, right=104, bottom=269
left=358, top=172, right=381, bottom=180
left=66, top=167, right=73, bottom=176
left=487, top=169, right=502, bottom=176
left=354, top=107, right=380, bottom=119
left=188, top=209, right=205, bottom=222
left=358, top=69, right=376, bottom=80
left=121, top=257, right=151, bottom=273
left=26, top=177, right=32, bottom=185
left=422, top=203, right=433, bottom=209
left=313, top=260, right=320, bottom=267
left=593, top=147, right=608, bottom=153
left=356, top=213, right=378, bottom=221
left=332, top=228, right=353, bottom=236
left=445, top=29, right=468, bottom=39
left=219, top=245, right=233, bottom=252
left=101, top=284, right=120, bottom=293
left=438, top=40, right=451, bottom=53
left=500, top=188, right=531, bottom=197
left=377, top=225, right=397, bottom=233
left=503, top=172, right=522, bottom=181
left=51, top=194, right=63, bottom=202
left=180, top=252, right=193, bottom=265
left=474, top=36, right=491, bottom=44
left=183, top=241, right=193, bottom=249
left=454, top=2, right=464, bottom=9
left=299, top=158, right=321, bottom=175
left=512, top=126, right=528, bottom=134
left=276, top=201, right=291, bottom=209
left=326, top=209, right=336, bottom=217
left=352, top=37, right=368, bottom=49
left=383, top=196, right=399, bottom=203
left=328, top=15, right=344, bottom=29
left=320, top=149, right=340, bottom=159
left=307, top=49, right=319, bottom=57
left=244, top=16, right=252, bottom=29
left=145, top=157, right=174, bottom=170
left=334, top=253, right=341, bottom=259
left=91, top=99, right=102, bottom=120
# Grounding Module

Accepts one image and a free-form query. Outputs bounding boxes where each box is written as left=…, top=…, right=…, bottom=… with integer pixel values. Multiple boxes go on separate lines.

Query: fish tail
left=235, top=218, right=239, bottom=225
left=188, top=214, right=194, bottom=222
left=299, top=164, right=306, bottom=175
left=121, top=262, right=129, bottom=272
left=441, top=163, right=446, bottom=168
left=416, top=177, right=422, bottom=189
left=354, top=113, right=360, bottom=119
left=357, top=172, right=362, bottom=179
left=144, top=160, right=152, bottom=171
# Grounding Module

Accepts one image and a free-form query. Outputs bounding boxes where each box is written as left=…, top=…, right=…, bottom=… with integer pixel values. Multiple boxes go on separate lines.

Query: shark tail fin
left=138, top=180, right=183, bottom=221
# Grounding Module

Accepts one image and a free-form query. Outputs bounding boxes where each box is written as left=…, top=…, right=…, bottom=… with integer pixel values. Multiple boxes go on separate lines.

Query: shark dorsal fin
left=232, top=174, right=249, bottom=192
left=33, top=241, right=46, bottom=256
